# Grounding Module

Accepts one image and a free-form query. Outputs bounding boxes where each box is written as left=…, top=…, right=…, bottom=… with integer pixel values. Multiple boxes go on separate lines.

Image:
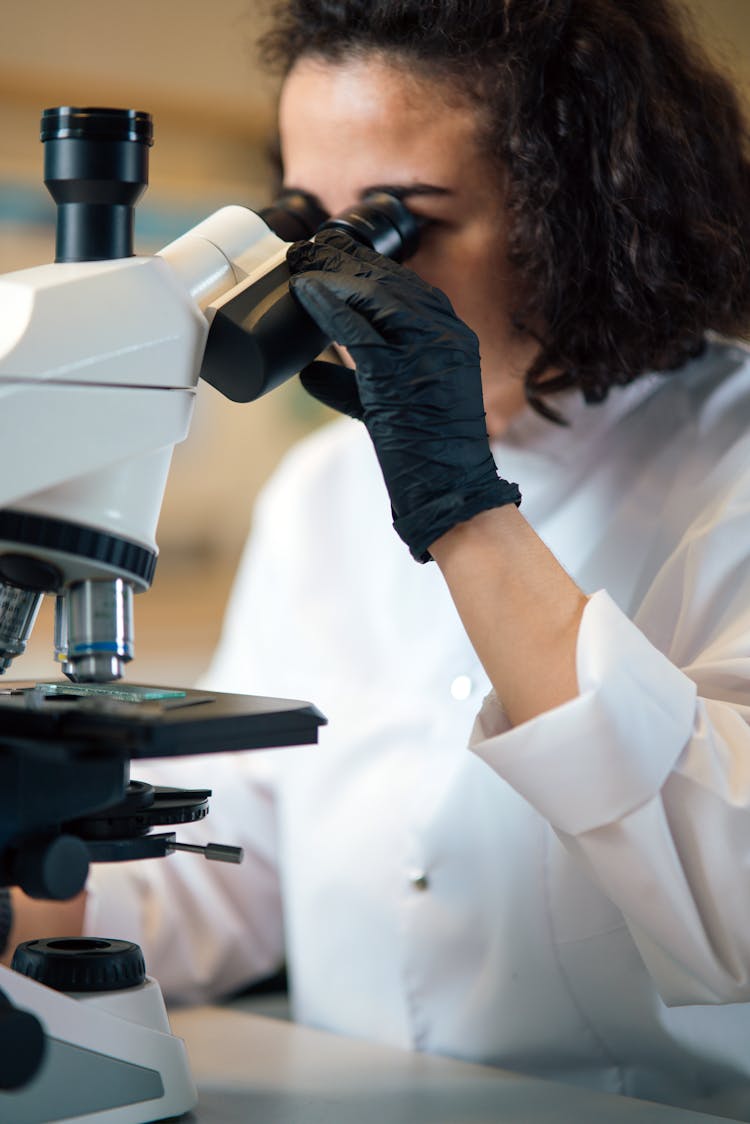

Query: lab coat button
left=450, top=675, right=473, bottom=701
left=410, top=872, right=429, bottom=891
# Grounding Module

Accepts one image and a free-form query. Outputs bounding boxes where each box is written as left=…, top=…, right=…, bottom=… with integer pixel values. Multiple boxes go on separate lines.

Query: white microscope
left=0, top=107, right=419, bottom=1123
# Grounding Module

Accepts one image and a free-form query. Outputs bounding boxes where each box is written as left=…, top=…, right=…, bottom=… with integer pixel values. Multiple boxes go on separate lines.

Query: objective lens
left=58, top=579, right=135, bottom=683
left=0, top=583, right=44, bottom=674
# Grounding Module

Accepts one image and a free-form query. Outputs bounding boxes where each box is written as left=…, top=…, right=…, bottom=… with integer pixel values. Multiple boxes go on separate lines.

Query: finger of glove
left=288, top=229, right=454, bottom=317
left=287, top=228, right=405, bottom=280
left=287, top=229, right=463, bottom=330
left=299, top=360, right=364, bottom=420
left=290, top=273, right=386, bottom=349
left=292, top=268, right=478, bottom=373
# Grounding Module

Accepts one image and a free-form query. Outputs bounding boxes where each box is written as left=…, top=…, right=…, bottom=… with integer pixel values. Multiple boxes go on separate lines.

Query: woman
left=8, top=0, right=750, bottom=1115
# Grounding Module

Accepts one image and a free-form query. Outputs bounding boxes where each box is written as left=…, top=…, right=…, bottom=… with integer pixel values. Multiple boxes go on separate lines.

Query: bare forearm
left=1, top=888, right=86, bottom=965
left=431, top=505, right=588, bottom=727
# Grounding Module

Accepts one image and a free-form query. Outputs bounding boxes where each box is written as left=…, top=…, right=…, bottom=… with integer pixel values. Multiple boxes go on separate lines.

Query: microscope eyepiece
left=41, top=106, right=153, bottom=146
left=41, top=106, right=153, bottom=262
left=319, top=190, right=422, bottom=262
left=259, top=188, right=422, bottom=263
left=259, top=189, right=328, bottom=243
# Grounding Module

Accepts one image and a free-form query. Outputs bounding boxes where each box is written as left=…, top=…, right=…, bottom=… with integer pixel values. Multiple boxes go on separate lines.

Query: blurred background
left=2, top=0, right=749, bottom=685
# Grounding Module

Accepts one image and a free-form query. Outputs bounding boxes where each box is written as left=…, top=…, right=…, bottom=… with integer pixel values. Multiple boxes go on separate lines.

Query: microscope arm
left=0, top=201, right=298, bottom=678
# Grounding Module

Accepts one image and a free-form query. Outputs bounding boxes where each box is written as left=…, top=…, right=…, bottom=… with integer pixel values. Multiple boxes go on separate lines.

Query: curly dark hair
left=259, top=0, right=750, bottom=418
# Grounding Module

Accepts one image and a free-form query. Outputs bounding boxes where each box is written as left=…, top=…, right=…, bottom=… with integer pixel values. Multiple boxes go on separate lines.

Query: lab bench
left=170, top=1006, right=745, bottom=1124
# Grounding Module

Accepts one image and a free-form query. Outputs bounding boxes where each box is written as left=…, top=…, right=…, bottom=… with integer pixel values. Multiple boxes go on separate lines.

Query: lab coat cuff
left=84, top=866, right=144, bottom=948
left=469, top=590, right=698, bottom=835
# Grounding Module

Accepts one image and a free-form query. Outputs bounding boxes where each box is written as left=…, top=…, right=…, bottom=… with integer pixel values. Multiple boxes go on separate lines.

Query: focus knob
left=0, top=988, right=46, bottom=1090
left=12, top=937, right=146, bottom=993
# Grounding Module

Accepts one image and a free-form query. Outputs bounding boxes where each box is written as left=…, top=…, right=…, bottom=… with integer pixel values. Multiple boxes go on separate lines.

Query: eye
left=412, top=217, right=450, bottom=252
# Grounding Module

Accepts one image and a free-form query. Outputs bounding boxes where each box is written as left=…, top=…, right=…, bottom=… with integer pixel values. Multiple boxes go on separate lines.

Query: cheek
left=408, top=240, right=470, bottom=312
left=409, top=215, right=507, bottom=308
left=408, top=243, right=495, bottom=335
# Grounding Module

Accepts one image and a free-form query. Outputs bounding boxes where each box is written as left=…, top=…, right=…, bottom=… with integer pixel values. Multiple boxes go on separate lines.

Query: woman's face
left=278, top=54, right=538, bottom=434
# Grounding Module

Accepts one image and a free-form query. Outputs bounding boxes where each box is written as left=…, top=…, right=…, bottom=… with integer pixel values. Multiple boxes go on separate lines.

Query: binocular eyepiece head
left=42, top=105, right=423, bottom=266
left=261, top=188, right=422, bottom=262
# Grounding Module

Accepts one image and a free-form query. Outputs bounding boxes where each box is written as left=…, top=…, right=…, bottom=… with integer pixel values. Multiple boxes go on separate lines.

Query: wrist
left=432, top=504, right=587, bottom=725
left=429, top=502, right=522, bottom=566
left=394, top=479, right=521, bottom=563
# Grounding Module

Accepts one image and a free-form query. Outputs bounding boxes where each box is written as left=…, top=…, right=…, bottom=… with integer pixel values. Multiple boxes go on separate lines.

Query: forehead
left=278, top=54, right=487, bottom=205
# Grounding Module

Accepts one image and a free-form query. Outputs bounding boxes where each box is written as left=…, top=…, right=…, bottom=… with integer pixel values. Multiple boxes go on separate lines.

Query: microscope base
left=0, top=962, right=196, bottom=1123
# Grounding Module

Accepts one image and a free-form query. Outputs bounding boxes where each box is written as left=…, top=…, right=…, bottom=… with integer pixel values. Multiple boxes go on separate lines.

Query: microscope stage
left=0, top=681, right=326, bottom=757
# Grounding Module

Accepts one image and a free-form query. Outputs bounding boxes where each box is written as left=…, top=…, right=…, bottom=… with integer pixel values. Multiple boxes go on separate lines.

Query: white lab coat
left=87, top=339, right=750, bottom=1118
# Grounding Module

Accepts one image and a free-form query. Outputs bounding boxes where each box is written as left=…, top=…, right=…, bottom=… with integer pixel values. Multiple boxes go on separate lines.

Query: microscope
left=0, top=107, right=420, bottom=1122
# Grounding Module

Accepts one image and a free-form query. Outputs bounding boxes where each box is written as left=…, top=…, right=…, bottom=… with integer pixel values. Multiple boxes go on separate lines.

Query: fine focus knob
left=12, top=937, right=146, bottom=993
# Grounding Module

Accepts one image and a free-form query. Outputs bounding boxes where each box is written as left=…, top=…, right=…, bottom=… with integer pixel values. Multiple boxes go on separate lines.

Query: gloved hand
left=287, top=230, right=521, bottom=562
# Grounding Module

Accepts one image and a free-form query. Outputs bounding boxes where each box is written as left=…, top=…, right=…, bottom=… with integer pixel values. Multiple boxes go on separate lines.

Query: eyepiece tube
left=259, top=189, right=328, bottom=242
left=318, top=190, right=422, bottom=261
left=41, top=106, right=153, bottom=262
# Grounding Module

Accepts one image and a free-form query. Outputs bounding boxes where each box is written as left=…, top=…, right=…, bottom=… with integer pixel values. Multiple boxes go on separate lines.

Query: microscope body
left=0, top=107, right=301, bottom=1121
left=0, top=205, right=289, bottom=681
left=0, top=201, right=300, bottom=1124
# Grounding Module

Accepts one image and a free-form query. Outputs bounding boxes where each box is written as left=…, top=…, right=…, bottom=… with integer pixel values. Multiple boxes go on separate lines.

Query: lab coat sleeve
left=469, top=482, right=750, bottom=1008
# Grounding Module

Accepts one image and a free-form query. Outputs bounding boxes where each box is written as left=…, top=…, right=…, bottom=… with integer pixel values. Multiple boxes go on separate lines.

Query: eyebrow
left=279, top=185, right=326, bottom=210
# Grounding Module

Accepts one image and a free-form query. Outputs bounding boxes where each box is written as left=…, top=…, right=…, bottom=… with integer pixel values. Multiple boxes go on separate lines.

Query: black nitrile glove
left=287, top=230, right=521, bottom=562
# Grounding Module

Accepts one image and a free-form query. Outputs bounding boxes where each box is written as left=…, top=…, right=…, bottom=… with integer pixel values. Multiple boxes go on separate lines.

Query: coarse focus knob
left=0, top=989, right=46, bottom=1090
left=11, top=834, right=90, bottom=901
left=12, top=937, right=146, bottom=993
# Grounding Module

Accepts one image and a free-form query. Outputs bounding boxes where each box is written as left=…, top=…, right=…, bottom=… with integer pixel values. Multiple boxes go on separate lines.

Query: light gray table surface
left=169, top=1006, right=745, bottom=1124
